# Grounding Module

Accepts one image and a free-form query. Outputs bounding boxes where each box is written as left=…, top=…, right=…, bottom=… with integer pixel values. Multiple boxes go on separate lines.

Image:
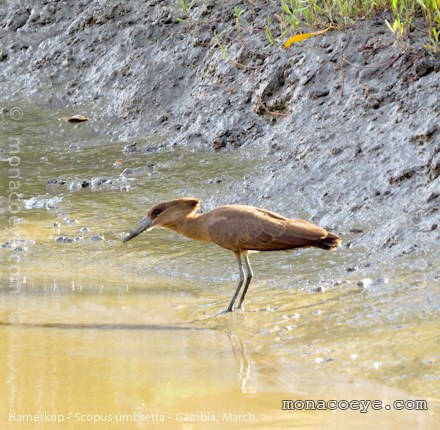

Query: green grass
left=276, top=0, right=440, bottom=50
left=176, top=0, right=440, bottom=50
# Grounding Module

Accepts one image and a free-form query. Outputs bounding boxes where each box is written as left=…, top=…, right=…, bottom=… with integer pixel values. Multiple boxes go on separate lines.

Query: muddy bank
left=1, top=0, right=439, bottom=265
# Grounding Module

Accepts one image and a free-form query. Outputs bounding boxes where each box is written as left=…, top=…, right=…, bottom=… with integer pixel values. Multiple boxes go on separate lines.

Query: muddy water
left=0, top=105, right=439, bottom=429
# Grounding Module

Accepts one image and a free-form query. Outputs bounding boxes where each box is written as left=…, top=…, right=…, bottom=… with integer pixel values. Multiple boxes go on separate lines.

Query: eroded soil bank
left=1, top=2, right=440, bottom=423
left=1, top=1, right=439, bottom=268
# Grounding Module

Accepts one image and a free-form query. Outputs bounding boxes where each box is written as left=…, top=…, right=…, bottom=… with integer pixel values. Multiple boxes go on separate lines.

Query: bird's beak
left=123, top=216, right=152, bottom=243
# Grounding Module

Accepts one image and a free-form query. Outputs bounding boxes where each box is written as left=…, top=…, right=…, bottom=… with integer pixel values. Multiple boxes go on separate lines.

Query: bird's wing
left=207, top=207, right=327, bottom=252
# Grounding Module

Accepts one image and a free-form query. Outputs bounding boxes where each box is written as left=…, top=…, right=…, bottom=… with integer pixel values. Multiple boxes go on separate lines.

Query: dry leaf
left=63, top=115, right=90, bottom=123
left=284, top=28, right=330, bottom=48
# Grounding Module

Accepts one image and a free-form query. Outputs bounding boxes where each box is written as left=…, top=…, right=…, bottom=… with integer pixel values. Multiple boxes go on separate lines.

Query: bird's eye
left=152, top=209, right=162, bottom=217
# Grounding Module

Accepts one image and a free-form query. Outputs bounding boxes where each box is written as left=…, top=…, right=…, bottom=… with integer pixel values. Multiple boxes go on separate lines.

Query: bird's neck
left=167, top=213, right=210, bottom=242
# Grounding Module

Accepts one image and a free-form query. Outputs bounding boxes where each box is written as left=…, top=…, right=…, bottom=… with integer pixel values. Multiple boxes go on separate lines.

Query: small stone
left=212, top=138, right=226, bottom=151
left=29, top=9, right=40, bottom=22
left=122, top=168, right=134, bottom=176
left=0, top=49, right=8, bottom=62
left=283, top=313, right=300, bottom=320
left=357, top=278, right=372, bottom=289
left=14, top=246, right=27, bottom=252
left=55, top=236, right=74, bottom=243
left=371, top=278, right=388, bottom=286
left=47, top=178, right=58, bottom=186
left=351, top=354, right=359, bottom=360
left=68, top=181, right=81, bottom=191
left=121, top=165, right=154, bottom=176
left=78, top=227, right=90, bottom=233
left=122, top=143, right=138, bottom=153
left=91, top=177, right=109, bottom=187
left=90, top=235, right=104, bottom=241
left=310, top=89, right=329, bottom=98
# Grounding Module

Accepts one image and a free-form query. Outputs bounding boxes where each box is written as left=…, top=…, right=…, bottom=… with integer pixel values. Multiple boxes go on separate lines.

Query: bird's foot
left=218, top=306, right=245, bottom=315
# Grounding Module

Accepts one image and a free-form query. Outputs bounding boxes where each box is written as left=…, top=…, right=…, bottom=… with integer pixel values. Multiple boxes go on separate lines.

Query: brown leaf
left=63, top=115, right=90, bottom=123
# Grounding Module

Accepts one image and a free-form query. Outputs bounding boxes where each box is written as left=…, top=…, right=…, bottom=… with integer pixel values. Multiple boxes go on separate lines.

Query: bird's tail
left=314, top=231, right=341, bottom=251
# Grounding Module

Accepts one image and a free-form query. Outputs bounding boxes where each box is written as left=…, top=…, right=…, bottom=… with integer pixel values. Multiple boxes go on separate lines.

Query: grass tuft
left=275, top=0, right=440, bottom=50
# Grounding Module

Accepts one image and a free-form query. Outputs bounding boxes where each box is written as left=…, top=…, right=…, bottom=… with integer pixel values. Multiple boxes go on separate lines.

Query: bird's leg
left=226, top=253, right=245, bottom=312
left=237, top=254, right=253, bottom=309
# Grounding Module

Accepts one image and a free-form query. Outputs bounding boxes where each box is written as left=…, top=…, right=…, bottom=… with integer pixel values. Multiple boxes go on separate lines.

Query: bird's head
left=123, top=197, right=201, bottom=243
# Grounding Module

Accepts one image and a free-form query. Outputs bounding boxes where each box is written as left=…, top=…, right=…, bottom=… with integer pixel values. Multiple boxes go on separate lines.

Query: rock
left=357, top=278, right=372, bottom=289
left=29, top=8, right=40, bottom=22
left=55, top=236, right=74, bottom=243
left=90, top=235, right=105, bottom=241
left=212, top=138, right=226, bottom=151
left=388, top=168, right=417, bottom=184
left=331, top=147, right=343, bottom=156
left=122, top=143, right=138, bottom=153
left=68, top=181, right=82, bottom=191
left=0, top=49, right=8, bottom=62
left=63, top=218, right=77, bottom=225
left=1, top=239, right=35, bottom=249
left=427, top=192, right=439, bottom=203
left=428, top=154, right=440, bottom=182
left=310, top=89, right=329, bottom=98
left=47, top=178, right=65, bottom=186
left=208, top=177, right=223, bottom=184
left=24, top=196, right=62, bottom=209
left=91, top=177, right=111, bottom=187
left=121, top=164, right=154, bottom=176
left=13, top=246, right=28, bottom=252
left=7, top=11, right=30, bottom=31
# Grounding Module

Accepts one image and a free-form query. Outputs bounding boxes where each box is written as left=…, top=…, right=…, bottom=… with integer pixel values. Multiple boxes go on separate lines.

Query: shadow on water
left=0, top=321, right=200, bottom=331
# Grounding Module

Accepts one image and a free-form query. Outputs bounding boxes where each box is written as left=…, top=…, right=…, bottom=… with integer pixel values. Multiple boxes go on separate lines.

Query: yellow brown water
left=0, top=105, right=439, bottom=428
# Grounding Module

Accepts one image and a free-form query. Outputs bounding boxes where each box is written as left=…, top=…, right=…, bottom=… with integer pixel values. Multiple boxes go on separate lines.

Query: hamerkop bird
left=123, top=198, right=341, bottom=312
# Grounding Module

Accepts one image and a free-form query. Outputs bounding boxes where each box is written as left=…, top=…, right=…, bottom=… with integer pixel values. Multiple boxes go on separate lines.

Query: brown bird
left=123, top=198, right=341, bottom=312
